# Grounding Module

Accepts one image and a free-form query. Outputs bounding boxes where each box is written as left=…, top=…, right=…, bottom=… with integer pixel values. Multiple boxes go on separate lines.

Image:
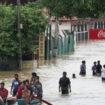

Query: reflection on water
left=0, top=40, right=105, bottom=105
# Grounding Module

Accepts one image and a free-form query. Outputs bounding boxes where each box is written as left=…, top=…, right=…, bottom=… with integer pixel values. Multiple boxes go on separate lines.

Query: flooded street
left=0, top=40, right=105, bottom=105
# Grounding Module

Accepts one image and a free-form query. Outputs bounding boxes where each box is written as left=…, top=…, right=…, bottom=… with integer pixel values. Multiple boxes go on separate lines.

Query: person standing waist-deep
left=96, top=61, right=102, bottom=76
left=59, top=72, right=71, bottom=95
left=80, top=60, right=86, bottom=76
left=101, top=65, right=105, bottom=81
left=92, top=62, right=97, bottom=76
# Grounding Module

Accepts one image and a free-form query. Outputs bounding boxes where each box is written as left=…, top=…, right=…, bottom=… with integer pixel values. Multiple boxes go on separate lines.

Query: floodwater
left=0, top=40, right=105, bottom=105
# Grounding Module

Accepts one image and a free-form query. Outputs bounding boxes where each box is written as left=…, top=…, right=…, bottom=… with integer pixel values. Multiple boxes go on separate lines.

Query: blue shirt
left=13, top=80, right=20, bottom=92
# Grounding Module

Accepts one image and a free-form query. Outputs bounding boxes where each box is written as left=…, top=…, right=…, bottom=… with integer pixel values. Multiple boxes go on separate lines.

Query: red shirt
left=17, top=86, right=23, bottom=99
left=0, top=88, right=8, bottom=99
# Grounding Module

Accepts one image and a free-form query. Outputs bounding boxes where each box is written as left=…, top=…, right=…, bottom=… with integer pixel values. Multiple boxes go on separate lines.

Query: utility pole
left=49, top=11, right=52, bottom=59
left=49, top=20, right=52, bottom=59
left=17, top=0, right=22, bottom=70
left=53, top=19, right=59, bottom=57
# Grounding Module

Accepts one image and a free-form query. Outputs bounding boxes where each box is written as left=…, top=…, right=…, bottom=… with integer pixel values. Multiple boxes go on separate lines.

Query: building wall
left=51, top=22, right=71, bottom=38
left=51, top=21, right=89, bottom=42
left=93, top=21, right=105, bottom=29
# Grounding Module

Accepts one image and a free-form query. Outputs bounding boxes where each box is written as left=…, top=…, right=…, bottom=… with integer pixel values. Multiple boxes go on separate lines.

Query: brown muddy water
left=0, top=40, right=105, bottom=105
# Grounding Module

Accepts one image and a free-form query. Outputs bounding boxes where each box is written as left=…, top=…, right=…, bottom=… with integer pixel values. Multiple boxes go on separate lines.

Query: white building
left=51, top=17, right=90, bottom=42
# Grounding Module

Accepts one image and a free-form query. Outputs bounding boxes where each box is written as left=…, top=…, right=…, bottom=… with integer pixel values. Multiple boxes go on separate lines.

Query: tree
left=0, top=4, right=18, bottom=60
left=91, top=0, right=105, bottom=18
left=40, top=0, right=73, bottom=18
left=0, top=2, right=48, bottom=62
left=21, top=2, right=48, bottom=55
left=72, top=0, right=105, bottom=18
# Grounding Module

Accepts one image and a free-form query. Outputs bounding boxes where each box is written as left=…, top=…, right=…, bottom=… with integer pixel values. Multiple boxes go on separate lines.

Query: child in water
left=72, top=74, right=76, bottom=78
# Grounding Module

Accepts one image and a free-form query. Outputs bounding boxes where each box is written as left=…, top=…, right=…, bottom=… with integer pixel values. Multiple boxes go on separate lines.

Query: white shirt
left=101, top=68, right=105, bottom=78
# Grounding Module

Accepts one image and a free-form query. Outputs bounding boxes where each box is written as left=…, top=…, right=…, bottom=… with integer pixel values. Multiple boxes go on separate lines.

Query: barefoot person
left=59, top=72, right=71, bottom=95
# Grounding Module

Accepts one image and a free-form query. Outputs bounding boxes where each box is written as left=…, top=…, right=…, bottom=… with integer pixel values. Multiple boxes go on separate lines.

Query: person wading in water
left=92, top=62, right=97, bottom=76
left=80, top=61, right=86, bottom=76
left=96, top=61, right=102, bottom=76
left=59, top=72, right=71, bottom=95
left=101, top=65, right=105, bottom=81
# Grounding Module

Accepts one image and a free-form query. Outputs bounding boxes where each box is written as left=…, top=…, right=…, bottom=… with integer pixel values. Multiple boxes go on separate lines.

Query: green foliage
left=72, top=0, right=91, bottom=18
left=72, top=0, right=105, bottom=18
left=40, top=0, right=105, bottom=18
left=20, top=2, right=48, bottom=54
left=0, top=2, right=48, bottom=59
left=91, top=0, right=105, bottom=18
left=40, top=0, right=73, bottom=18
left=0, top=5, right=18, bottom=59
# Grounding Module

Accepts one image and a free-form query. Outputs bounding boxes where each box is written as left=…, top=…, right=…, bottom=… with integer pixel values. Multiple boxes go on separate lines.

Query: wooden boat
left=6, top=97, right=52, bottom=105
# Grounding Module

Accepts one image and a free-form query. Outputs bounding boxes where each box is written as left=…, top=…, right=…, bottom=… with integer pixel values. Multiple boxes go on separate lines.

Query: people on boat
left=0, top=72, right=53, bottom=105
left=0, top=82, right=8, bottom=104
left=96, top=61, right=102, bottom=76
left=25, top=80, right=33, bottom=95
left=80, top=60, right=86, bottom=76
left=72, top=74, right=76, bottom=78
left=16, top=80, right=40, bottom=105
left=92, top=62, right=97, bottom=76
left=30, top=72, right=37, bottom=85
left=101, top=65, right=105, bottom=81
left=34, top=76, right=43, bottom=99
left=22, top=85, right=31, bottom=105
left=11, top=74, right=20, bottom=96
left=59, top=72, right=71, bottom=95
left=17, top=82, right=24, bottom=99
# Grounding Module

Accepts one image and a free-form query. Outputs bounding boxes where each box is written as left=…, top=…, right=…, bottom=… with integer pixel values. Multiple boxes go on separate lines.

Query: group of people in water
left=59, top=60, right=105, bottom=95
left=0, top=60, right=105, bottom=104
left=80, top=60, right=105, bottom=81
left=0, top=73, right=43, bottom=105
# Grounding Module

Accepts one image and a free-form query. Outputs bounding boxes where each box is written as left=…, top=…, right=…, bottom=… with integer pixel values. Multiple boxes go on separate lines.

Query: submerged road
left=0, top=40, right=105, bottom=105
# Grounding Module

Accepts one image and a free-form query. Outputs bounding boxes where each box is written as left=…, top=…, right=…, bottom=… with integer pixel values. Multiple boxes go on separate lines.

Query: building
left=51, top=16, right=90, bottom=43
